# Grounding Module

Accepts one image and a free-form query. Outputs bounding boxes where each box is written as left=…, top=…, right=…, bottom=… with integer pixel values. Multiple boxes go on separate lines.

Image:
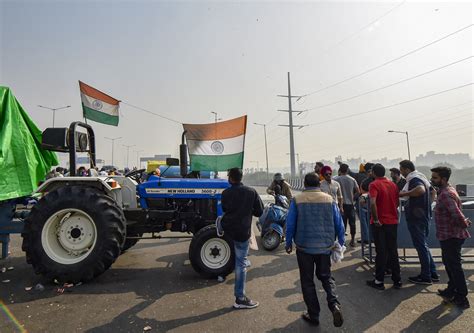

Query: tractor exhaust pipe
left=180, top=131, right=188, bottom=178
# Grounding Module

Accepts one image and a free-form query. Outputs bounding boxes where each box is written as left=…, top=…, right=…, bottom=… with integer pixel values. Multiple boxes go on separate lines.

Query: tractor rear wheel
left=22, top=186, right=126, bottom=283
left=189, top=225, right=234, bottom=278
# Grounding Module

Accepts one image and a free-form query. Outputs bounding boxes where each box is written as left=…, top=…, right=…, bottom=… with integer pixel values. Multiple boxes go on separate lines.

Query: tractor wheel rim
left=42, top=208, right=97, bottom=265
left=200, top=238, right=231, bottom=270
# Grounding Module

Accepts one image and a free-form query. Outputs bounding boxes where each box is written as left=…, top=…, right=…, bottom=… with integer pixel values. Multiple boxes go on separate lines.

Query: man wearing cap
left=267, top=173, right=293, bottom=202
left=320, top=166, right=344, bottom=213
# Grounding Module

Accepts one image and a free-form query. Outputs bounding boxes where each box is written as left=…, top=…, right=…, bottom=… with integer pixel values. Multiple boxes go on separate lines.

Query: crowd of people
left=43, top=159, right=471, bottom=328
left=222, top=160, right=471, bottom=328
left=45, top=165, right=134, bottom=179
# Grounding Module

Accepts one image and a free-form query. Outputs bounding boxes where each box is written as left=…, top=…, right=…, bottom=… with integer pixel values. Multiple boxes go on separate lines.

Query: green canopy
left=0, top=86, right=58, bottom=201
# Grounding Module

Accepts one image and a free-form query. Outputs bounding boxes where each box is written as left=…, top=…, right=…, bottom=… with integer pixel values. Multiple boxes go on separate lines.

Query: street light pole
left=104, top=137, right=122, bottom=166
left=38, top=104, right=71, bottom=127
left=123, top=144, right=135, bottom=168
left=388, top=130, right=411, bottom=160
left=254, top=122, right=269, bottom=178
left=134, top=149, right=144, bottom=168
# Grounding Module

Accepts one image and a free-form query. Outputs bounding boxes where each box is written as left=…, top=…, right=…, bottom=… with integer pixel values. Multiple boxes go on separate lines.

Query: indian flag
left=183, top=115, right=247, bottom=171
left=79, top=81, right=120, bottom=126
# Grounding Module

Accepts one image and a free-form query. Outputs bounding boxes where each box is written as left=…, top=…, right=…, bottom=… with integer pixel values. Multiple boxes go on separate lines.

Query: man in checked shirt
left=431, top=166, right=472, bottom=309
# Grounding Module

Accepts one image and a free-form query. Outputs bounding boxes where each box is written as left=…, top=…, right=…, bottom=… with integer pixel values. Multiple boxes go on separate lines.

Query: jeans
left=358, top=204, right=370, bottom=242
left=234, top=240, right=249, bottom=298
left=440, top=238, right=468, bottom=299
left=372, top=224, right=401, bottom=283
left=342, top=204, right=356, bottom=237
left=296, top=250, right=339, bottom=320
left=407, top=219, right=437, bottom=280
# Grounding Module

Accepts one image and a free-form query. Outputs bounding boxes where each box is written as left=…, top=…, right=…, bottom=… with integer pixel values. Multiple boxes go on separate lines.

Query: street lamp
left=388, top=130, right=411, bottom=160
left=38, top=104, right=71, bottom=127
left=123, top=144, right=135, bottom=168
left=134, top=149, right=144, bottom=168
left=104, top=137, right=122, bottom=166
left=210, top=111, right=222, bottom=123
left=254, top=122, right=269, bottom=178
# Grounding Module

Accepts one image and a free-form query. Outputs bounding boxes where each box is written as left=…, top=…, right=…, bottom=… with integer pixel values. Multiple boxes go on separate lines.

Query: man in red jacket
left=366, top=164, right=402, bottom=290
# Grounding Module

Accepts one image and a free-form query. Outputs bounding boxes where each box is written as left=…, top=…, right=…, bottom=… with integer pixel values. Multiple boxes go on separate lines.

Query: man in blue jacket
left=286, top=172, right=345, bottom=327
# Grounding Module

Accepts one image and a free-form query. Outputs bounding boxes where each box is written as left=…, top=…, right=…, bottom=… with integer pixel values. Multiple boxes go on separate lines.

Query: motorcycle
left=256, top=194, right=289, bottom=251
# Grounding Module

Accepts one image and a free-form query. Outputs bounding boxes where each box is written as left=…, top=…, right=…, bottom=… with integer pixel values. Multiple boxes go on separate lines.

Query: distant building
left=416, top=151, right=473, bottom=168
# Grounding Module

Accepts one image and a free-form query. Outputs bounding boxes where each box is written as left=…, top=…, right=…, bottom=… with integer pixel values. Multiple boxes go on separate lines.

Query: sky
left=1, top=0, right=473, bottom=171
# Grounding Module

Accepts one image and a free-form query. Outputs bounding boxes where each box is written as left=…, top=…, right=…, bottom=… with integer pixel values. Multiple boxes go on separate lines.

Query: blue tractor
left=20, top=122, right=235, bottom=283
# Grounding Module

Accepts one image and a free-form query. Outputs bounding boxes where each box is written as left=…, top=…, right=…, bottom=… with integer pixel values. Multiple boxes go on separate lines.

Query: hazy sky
left=1, top=0, right=473, bottom=170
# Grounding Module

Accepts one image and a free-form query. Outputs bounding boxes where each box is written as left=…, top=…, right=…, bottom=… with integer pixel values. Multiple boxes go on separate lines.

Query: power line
left=261, top=101, right=472, bottom=158
left=307, top=83, right=473, bottom=126
left=316, top=1, right=406, bottom=57
left=299, top=23, right=473, bottom=99
left=305, top=56, right=473, bottom=111
left=121, top=101, right=183, bottom=124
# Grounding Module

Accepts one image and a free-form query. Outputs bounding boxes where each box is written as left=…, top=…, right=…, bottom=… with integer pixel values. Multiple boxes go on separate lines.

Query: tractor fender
left=36, top=177, right=123, bottom=207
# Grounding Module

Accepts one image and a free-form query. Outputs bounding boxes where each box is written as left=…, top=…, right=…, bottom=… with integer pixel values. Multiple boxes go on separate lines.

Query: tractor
left=20, top=122, right=235, bottom=283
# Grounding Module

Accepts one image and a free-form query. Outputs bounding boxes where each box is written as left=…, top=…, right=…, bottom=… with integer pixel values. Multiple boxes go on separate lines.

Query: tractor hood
left=137, top=177, right=230, bottom=199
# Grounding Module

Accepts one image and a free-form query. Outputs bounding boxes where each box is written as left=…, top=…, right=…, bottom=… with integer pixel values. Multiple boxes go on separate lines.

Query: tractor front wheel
left=189, top=225, right=234, bottom=278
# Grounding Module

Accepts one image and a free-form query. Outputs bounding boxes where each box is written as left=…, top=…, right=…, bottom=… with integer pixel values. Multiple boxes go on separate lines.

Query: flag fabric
left=183, top=115, right=247, bottom=171
left=0, top=86, right=58, bottom=201
left=79, top=81, right=120, bottom=126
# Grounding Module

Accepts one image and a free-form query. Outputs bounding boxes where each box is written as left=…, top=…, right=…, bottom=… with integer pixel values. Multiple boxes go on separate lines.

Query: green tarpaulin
left=0, top=86, right=58, bottom=201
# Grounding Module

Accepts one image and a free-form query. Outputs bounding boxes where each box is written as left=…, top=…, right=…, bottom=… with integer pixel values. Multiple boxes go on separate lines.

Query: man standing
left=399, top=160, right=439, bottom=284
left=431, top=166, right=471, bottom=309
left=335, top=164, right=360, bottom=246
left=320, top=165, right=344, bottom=213
left=285, top=172, right=345, bottom=327
left=366, top=164, right=402, bottom=290
left=221, top=168, right=264, bottom=309
left=314, top=162, right=325, bottom=181
left=389, top=167, right=407, bottom=192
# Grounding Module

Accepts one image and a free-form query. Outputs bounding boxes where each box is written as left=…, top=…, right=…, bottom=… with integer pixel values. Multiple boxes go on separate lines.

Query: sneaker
left=349, top=240, right=355, bottom=247
left=244, top=259, right=252, bottom=268
left=366, top=279, right=385, bottom=290
left=431, top=273, right=440, bottom=282
left=233, top=296, right=259, bottom=309
left=331, top=304, right=344, bottom=327
left=437, top=288, right=454, bottom=299
left=301, top=311, right=319, bottom=326
left=452, top=297, right=470, bottom=309
left=393, top=281, right=403, bottom=289
left=408, top=275, right=432, bottom=285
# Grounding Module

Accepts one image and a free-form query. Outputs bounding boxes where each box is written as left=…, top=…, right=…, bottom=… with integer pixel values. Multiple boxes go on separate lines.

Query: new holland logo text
left=145, top=188, right=223, bottom=195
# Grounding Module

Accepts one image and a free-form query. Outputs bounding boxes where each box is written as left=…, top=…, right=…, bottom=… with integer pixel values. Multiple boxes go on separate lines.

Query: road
left=1, top=187, right=473, bottom=332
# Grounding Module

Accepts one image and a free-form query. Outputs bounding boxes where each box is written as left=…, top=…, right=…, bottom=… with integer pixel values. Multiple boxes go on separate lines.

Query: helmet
left=273, top=173, right=284, bottom=181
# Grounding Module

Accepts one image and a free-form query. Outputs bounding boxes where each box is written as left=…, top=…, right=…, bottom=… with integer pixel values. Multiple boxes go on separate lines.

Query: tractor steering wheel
left=125, top=168, right=146, bottom=184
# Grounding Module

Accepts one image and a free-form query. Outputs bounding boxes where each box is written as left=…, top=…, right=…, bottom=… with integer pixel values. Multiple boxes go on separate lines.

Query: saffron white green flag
left=183, top=116, right=247, bottom=171
left=79, top=81, right=120, bottom=126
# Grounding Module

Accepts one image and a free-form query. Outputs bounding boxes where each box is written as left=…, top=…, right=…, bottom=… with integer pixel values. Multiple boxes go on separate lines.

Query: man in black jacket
left=221, top=167, right=264, bottom=309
